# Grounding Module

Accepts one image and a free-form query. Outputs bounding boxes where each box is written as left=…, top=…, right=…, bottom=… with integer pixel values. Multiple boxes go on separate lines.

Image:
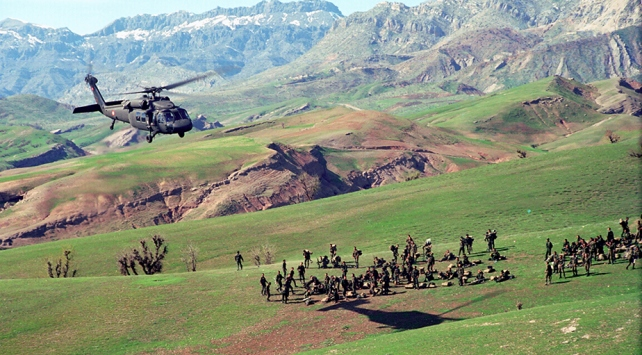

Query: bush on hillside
left=117, top=235, right=168, bottom=276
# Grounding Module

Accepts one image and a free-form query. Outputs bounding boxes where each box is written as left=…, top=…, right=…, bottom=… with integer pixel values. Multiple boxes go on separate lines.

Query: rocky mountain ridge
left=0, top=0, right=343, bottom=100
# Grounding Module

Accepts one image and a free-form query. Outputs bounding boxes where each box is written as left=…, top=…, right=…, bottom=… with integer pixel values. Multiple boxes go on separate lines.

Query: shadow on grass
left=316, top=290, right=505, bottom=331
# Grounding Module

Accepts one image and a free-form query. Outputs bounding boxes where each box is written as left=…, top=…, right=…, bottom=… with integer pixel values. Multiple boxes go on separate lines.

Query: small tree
left=606, top=130, right=620, bottom=144
left=249, top=246, right=262, bottom=267
left=517, top=150, right=528, bottom=159
left=181, top=243, right=199, bottom=272
left=46, top=249, right=77, bottom=278
left=117, top=235, right=168, bottom=276
left=261, top=242, right=277, bottom=265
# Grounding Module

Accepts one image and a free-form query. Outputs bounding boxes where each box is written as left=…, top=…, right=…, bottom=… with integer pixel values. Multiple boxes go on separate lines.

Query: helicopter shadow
left=317, top=290, right=504, bottom=331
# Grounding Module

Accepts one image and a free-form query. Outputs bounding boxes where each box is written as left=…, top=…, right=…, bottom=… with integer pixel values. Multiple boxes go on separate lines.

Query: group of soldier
left=250, top=229, right=514, bottom=304
left=544, top=217, right=641, bottom=285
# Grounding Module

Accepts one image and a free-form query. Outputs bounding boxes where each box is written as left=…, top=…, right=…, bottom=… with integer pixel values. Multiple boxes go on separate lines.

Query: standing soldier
left=426, top=252, right=435, bottom=273
left=545, top=262, right=553, bottom=285
left=606, top=227, right=615, bottom=243
left=341, top=261, right=348, bottom=278
left=235, top=251, right=244, bottom=271
left=352, top=246, right=361, bottom=268
left=626, top=245, right=638, bottom=270
left=265, top=282, right=271, bottom=301
left=330, top=244, right=337, bottom=259
left=390, top=244, right=399, bottom=261
left=458, top=236, right=467, bottom=256
left=557, top=254, right=566, bottom=279
left=260, top=273, right=267, bottom=295
left=583, top=251, right=591, bottom=276
left=545, top=238, right=553, bottom=261
left=606, top=240, right=617, bottom=264
left=275, top=271, right=284, bottom=292
left=457, top=262, right=465, bottom=286
left=465, top=234, right=474, bottom=254
left=412, top=266, right=420, bottom=289
left=303, top=249, right=312, bottom=268
left=297, top=262, right=306, bottom=283
left=620, top=217, right=630, bottom=237
left=289, top=267, right=298, bottom=287
left=570, top=253, right=578, bottom=276
left=282, top=259, right=287, bottom=276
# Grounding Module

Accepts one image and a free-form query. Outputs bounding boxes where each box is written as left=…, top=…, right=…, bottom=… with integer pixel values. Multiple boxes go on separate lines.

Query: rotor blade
left=118, top=89, right=153, bottom=95
left=160, top=73, right=211, bottom=91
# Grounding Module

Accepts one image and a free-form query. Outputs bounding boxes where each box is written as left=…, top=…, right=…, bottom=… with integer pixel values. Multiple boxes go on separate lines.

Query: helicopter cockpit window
left=176, top=109, right=190, bottom=120
left=163, top=111, right=175, bottom=123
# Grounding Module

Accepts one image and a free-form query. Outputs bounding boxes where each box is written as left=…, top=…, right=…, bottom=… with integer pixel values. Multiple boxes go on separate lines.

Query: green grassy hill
left=0, top=139, right=639, bottom=354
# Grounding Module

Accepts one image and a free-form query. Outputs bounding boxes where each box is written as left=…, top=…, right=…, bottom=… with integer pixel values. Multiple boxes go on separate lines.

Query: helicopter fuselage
left=73, top=75, right=194, bottom=143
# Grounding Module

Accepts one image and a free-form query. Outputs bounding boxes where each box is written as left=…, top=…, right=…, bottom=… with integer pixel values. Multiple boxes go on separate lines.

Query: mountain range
left=0, top=0, right=343, bottom=100
left=1, top=0, right=640, bottom=107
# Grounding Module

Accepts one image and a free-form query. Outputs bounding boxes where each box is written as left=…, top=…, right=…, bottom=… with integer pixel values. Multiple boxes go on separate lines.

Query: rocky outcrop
left=1, top=142, right=449, bottom=245
left=10, top=142, right=87, bottom=169
left=347, top=152, right=441, bottom=188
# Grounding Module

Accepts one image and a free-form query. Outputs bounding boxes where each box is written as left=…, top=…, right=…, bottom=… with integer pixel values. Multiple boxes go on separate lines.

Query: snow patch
left=290, top=20, right=301, bottom=26
left=115, top=29, right=150, bottom=41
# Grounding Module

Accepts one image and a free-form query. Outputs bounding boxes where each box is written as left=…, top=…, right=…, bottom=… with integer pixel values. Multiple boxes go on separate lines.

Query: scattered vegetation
left=180, top=243, right=199, bottom=272
left=606, top=130, right=621, bottom=143
left=46, top=249, right=77, bottom=278
left=249, top=241, right=278, bottom=267
left=117, top=235, right=168, bottom=276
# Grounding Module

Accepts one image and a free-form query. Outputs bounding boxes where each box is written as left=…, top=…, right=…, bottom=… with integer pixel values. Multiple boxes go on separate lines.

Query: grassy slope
left=303, top=292, right=641, bottom=355
left=0, top=139, right=640, bottom=354
left=0, top=125, right=82, bottom=169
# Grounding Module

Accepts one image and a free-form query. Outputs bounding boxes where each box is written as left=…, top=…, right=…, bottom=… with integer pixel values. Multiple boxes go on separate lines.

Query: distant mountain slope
left=0, top=0, right=343, bottom=101
left=0, top=125, right=87, bottom=171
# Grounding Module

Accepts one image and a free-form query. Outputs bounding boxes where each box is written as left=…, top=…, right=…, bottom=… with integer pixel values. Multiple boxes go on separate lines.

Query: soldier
left=235, top=251, right=244, bottom=271
left=557, top=254, right=566, bottom=279
left=382, top=271, right=391, bottom=295
left=341, top=276, right=350, bottom=297
left=303, top=249, right=312, bottom=268
left=260, top=273, right=267, bottom=295
left=583, top=251, right=591, bottom=276
left=458, top=236, right=467, bottom=256
left=606, top=227, right=614, bottom=243
left=297, top=262, right=306, bottom=283
left=266, top=282, right=272, bottom=301
left=606, top=240, right=617, bottom=264
left=412, top=266, right=420, bottom=289
left=324, top=273, right=330, bottom=292
left=545, top=262, right=553, bottom=285
left=570, top=253, right=578, bottom=277
left=282, top=281, right=291, bottom=304
left=275, top=271, right=284, bottom=292
left=330, top=244, right=337, bottom=259
left=422, top=239, right=432, bottom=260
left=545, top=238, right=553, bottom=261
left=282, top=259, right=287, bottom=276
left=426, top=252, right=435, bottom=273
left=465, top=234, right=474, bottom=254
left=390, top=244, right=399, bottom=261
left=620, top=217, right=630, bottom=237
left=289, top=267, right=298, bottom=287
left=352, top=246, right=361, bottom=268
left=626, top=245, right=639, bottom=270
left=457, top=263, right=465, bottom=286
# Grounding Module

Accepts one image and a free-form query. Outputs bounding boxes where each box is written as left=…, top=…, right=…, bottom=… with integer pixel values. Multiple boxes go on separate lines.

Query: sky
left=0, top=0, right=426, bottom=35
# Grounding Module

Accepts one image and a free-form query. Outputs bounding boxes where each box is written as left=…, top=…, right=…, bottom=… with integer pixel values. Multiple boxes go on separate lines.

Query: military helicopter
left=73, top=73, right=209, bottom=143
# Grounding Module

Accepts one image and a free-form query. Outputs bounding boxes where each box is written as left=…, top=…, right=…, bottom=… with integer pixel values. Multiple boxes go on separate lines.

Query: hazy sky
left=0, top=0, right=426, bottom=35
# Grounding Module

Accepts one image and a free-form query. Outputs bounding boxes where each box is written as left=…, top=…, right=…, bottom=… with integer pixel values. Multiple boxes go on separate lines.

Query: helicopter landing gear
left=178, top=132, right=184, bottom=138
left=109, top=119, right=116, bottom=130
left=146, top=130, right=158, bottom=143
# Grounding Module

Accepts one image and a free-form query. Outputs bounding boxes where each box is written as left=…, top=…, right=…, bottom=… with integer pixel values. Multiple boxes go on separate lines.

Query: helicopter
left=72, top=73, right=209, bottom=143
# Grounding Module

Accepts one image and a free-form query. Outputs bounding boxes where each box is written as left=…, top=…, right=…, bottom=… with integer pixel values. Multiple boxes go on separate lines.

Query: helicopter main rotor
left=120, top=73, right=212, bottom=98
